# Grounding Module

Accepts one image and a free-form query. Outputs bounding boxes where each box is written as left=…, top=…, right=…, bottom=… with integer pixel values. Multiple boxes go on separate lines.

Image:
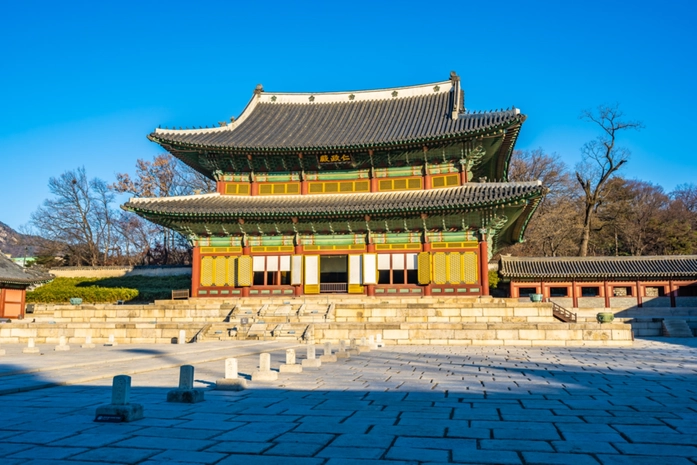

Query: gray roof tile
left=499, top=255, right=697, bottom=279
left=0, top=254, right=53, bottom=286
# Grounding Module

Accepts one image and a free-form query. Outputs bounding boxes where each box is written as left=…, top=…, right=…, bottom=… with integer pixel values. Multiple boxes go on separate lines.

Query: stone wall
left=49, top=266, right=192, bottom=278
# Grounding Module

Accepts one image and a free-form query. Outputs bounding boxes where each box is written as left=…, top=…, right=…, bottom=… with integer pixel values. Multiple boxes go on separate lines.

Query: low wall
left=313, top=322, right=633, bottom=347
left=49, top=266, right=192, bottom=278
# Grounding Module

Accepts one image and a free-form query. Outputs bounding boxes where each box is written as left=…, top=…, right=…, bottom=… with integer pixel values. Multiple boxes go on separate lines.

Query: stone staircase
left=661, top=319, right=694, bottom=337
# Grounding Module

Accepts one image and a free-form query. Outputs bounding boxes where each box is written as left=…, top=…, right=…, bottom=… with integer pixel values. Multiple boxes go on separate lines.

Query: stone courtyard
left=0, top=338, right=696, bottom=464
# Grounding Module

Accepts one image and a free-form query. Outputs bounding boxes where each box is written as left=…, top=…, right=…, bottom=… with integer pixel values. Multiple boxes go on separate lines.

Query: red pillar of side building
left=479, top=238, right=489, bottom=296
left=241, top=245, right=251, bottom=297
left=191, top=246, right=201, bottom=298
left=422, top=241, right=432, bottom=297
left=294, top=244, right=303, bottom=297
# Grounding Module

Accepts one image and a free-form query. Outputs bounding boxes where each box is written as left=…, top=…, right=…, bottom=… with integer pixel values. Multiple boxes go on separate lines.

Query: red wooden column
left=636, top=280, right=643, bottom=308
left=479, top=234, right=489, bottom=296
left=604, top=281, right=611, bottom=308
left=669, top=279, right=676, bottom=307
left=423, top=146, right=432, bottom=190
left=572, top=280, right=578, bottom=308
left=191, top=246, right=201, bottom=298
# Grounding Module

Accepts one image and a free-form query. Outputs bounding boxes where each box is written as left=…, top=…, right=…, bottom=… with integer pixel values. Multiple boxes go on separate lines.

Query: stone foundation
left=4, top=297, right=634, bottom=346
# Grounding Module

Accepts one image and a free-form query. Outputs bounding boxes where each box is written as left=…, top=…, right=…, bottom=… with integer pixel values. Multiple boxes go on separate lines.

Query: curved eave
left=123, top=189, right=545, bottom=227
left=148, top=115, right=524, bottom=156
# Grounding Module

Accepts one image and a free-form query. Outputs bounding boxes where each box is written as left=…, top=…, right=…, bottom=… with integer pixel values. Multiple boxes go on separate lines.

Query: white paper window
left=291, top=255, right=303, bottom=285
left=392, top=253, right=404, bottom=269
left=280, top=255, right=291, bottom=272
left=363, top=253, right=377, bottom=284
left=349, top=255, right=362, bottom=285
left=305, top=255, right=319, bottom=285
left=378, top=254, right=391, bottom=270
left=406, top=253, right=418, bottom=270
left=266, top=255, right=279, bottom=272
left=253, top=256, right=265, bottom=271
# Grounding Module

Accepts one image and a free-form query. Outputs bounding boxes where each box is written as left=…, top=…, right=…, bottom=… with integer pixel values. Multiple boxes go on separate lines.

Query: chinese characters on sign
left=318, top=154, right=352, bottom=164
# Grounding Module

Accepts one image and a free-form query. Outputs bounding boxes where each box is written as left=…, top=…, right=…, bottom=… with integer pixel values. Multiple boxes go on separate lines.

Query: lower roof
left=499, top=255, right=697, bottom=279
left=123, top=182, right=544, bottom=220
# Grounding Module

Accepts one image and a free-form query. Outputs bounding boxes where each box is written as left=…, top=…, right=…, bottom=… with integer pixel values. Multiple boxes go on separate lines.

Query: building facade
left=125, top=73, right=544, bottom=298
left=499, top=255, right=697, bottom=308
left=0, top=254, right=52, bottom=319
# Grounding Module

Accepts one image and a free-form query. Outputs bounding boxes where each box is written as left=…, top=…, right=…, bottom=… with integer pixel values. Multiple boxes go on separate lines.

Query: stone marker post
left=216, top=358, right=247, bottom=391
left=23, top=338, right=40, bottom=354
left=82, top=334, right=95, bottom=349
left=55, top=336, right=71, bottom=352
left=337, top=339, right=350, bottom=359
left=167, top=365, right=205, bottom=403
left=376, top=334, right=384, bottom=347
left=302, top=344, right=322, bottom=368
left=369, top=335, right=378, bottom=349
left=178, top=330, right=186, bottom=344
left=279, top=348, right=302, bottom=373
left=105, top=334, right=117, bottom=347
left=348, top=338, right=360, bottom=355
left=95, top=375, right=144, bottom=422
left=358, top=336, right=371, bottom=353
left=320, top=342, right=337, bottom=362
left=252, top=352, right=278, bottom=381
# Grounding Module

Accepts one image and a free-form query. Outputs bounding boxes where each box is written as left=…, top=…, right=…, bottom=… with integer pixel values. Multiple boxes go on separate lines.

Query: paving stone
left=70, top=446, right=160, bottom=463
left=522, top=451, right=600, bottom=464
left=146, top=449, right=227, bottom=464
left=385, top=446, right=449, bottom=462
left=216, top=455, right=325, bottom=465
left=451, top=448, right=522, bottom=464
left=612, top=443, right=697, bottom=457
left=596, top=454, right=695, bottom=465
left=263, top=441, right=327, bottom=456
left=480, top=439, right=554, bottom=452
left=317, top=446, right=386, bottom=459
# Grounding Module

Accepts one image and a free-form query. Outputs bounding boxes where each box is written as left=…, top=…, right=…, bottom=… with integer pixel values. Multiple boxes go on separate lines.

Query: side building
left=124, top=73, right=545, bottom=298
left=0, top=254, right=53, bottom=319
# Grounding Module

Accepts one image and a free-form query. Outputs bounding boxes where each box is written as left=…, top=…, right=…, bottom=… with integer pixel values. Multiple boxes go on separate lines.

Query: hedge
left=27, top=275, right=191, bottom=304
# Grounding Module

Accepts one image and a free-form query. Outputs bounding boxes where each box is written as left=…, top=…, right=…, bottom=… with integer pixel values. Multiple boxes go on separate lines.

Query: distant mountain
left=0, top=221, right=55, bottom=258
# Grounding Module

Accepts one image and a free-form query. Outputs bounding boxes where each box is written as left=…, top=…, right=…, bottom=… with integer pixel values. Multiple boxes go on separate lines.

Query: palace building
left=124, top=72, right=545, bottom=298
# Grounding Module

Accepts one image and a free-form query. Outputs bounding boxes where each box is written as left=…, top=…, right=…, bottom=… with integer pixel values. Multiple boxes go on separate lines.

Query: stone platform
left=3, top=297, right=633, bottom=346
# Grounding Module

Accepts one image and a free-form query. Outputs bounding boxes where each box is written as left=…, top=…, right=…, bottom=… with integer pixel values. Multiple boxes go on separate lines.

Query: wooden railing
left=320, top=283, right=347, bottom=293
left=550, top=300, right=577, bottom=323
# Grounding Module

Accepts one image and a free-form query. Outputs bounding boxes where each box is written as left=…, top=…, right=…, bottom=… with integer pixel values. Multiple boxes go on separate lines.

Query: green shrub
left=27, top=275, right=191, bottom=304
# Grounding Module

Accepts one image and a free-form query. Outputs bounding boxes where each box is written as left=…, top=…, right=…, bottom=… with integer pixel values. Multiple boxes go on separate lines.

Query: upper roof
left=149, top=73, right=524, bottom=153
left=499, top=255, right=697, bottom=279
left=124, top=182, right=544, bottom=219
left=0, top=254, right=53, bottom=287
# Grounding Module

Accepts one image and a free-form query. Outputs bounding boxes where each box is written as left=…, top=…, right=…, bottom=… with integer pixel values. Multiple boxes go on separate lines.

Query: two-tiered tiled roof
left=499, top=255, right=697, bottom=279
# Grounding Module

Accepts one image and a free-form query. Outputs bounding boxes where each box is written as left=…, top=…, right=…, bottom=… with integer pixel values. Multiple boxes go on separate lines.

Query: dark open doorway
left=320, top=255, right=348, bottom=293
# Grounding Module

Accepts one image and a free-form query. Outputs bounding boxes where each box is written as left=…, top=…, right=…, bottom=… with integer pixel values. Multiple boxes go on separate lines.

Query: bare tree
left=29, top=167, right=114, bottom=266
left=575, top=104, right=643, bottom=256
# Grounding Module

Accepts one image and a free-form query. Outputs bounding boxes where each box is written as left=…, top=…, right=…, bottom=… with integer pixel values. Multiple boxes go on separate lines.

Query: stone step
left=662, top=319, right=694, bottom=337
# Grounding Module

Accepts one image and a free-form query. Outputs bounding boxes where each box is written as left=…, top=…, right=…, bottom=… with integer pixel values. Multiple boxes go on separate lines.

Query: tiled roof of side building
left=149, top=74, right=524, bottom=152
left=499, top=255, right=697, bottom=279
left=0, top=254, right=54, bottom=286
left=123, top=182, right=545, bottom=219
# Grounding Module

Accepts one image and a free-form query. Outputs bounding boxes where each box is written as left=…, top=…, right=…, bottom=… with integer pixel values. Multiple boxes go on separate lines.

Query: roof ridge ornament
left=254, top=84, right=264, bottom=95
left=450, top=71, right=462, bottom=120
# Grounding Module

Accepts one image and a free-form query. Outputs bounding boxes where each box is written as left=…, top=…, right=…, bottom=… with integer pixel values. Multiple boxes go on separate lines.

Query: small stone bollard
left=178, top=330, right=186, bottom=344
left=216, top=358, right=247, bottom=391
left=95, top=375, right=144, bottom=422
left=55, top=336, right=71, bottom=352
left=104, top=334, right=118, bottom=347
left=302, top=344, right=322, bottom=368
left=252, top=353, right=278, bottom=381
left=357, top=336, right=371, bottom=353
left=368, top=335, right=378, bottom=349
left=348, top=338, right=360, bottom=356
left=376, top=334, right=384, bottom=348
left=167, top=365, right=205, bottom=403
left=23, top=338, right=40, bottom=354
left=320, top=342, right=337, bottom=362
left=336, top=339, right=350, bottom=359
left=279, top=349, right=303, bottom=373
left=82, top=334, right=95, bottom=349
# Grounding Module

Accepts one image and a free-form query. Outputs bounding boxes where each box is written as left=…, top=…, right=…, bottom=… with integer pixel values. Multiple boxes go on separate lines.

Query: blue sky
left=1, top=0, right=696, bottom=231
